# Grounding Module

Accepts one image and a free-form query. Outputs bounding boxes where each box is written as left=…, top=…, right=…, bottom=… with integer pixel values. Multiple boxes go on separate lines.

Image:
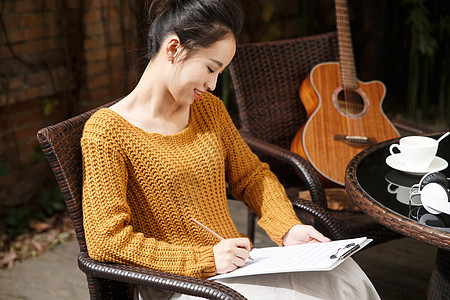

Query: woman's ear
left=165, top=35, right=181, bottom=63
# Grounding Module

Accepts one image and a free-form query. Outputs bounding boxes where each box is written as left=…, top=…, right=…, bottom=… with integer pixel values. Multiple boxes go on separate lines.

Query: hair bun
left=148, top=0, right=183, bottom=22
left=146, top=0, right=243, bottom=61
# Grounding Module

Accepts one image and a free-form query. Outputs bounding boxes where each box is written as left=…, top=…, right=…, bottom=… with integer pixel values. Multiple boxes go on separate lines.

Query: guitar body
left=291, top=62, right=399, bottom=186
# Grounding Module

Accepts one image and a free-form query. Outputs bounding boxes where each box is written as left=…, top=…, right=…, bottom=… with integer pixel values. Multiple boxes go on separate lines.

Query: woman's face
left=168, top=36, right=236, bottom=106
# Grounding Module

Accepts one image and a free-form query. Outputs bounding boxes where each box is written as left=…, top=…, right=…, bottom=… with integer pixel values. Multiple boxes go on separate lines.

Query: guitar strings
left=337, top=0, right=365, bottom=140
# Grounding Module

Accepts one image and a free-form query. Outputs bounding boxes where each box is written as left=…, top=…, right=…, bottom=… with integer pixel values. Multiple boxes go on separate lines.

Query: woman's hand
left=213, top=238, right=252, bottom=274
left=282, top=224, right=330, bottom=246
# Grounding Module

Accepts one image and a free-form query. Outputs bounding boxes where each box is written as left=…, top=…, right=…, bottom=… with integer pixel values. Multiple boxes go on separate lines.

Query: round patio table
left=345, top=133, right=450, bottom=300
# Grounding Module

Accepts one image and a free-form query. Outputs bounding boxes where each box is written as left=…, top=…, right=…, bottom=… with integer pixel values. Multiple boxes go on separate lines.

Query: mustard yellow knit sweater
left=81, top=93, right=301, bottom=278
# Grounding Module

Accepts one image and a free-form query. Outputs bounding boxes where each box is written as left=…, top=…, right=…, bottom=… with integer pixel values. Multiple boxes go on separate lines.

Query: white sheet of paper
left=209, top=237, right=371, bottom=280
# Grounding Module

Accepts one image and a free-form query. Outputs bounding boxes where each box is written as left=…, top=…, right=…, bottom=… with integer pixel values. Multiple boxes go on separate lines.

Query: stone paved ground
left=0, top=239, right=89, bottom=300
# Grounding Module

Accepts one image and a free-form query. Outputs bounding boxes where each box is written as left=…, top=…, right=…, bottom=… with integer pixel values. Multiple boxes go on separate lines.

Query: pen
left=190, top=217, right=254, bottom=261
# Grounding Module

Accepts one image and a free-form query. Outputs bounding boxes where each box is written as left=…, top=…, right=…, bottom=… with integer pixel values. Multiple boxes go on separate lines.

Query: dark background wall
left=0, top=0, right=448, bottom=212
left=0, top=0, right=142, bottom=210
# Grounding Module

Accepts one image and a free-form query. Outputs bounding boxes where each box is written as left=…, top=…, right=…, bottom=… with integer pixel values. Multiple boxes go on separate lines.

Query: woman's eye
left=207, top=67, right=214, bottom=74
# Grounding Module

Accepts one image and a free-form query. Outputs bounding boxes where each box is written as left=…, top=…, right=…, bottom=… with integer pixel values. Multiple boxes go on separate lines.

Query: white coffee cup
left=389, top=136, right=438, bottom=170
left=387, top=183, right=422, bottom=205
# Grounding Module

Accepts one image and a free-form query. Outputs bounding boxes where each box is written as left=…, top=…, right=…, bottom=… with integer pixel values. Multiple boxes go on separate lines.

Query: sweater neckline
left=103, top=105, right=194, bottom=138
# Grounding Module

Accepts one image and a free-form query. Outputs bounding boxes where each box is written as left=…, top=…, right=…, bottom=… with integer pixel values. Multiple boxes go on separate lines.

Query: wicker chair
left=228, top=32, right=404, bottom=243
left=36, top=99, right=345, bottom=299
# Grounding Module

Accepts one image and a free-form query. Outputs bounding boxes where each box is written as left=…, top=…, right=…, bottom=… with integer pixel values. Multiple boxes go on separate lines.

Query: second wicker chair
left=228, top=32, right=401, bottom=244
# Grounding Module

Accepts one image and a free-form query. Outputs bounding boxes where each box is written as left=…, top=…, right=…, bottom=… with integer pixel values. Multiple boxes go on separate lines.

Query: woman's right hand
left=212, top=238, right=251, bottom=274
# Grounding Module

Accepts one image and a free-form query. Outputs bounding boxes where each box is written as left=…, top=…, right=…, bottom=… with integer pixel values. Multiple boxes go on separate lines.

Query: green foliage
left=0, top=103, right=63, bottom=237
left=298, top=0, right=308, bottom=37
left=0, top=154, right=10, bottom=177
left=38, top=189, right=65, bottom=217
left=3, top=188, right=63, bottom=236
left=5, top=207, right=33, bottom=236
left=262, top=2, right=275, bottom=23
left=403, top=0, right=438, bottom=57
left=41, top=98, right=59, bottom=116
left=0, top=164, right=10, bottom=177
left=30, top=144, right=45, bottom=164
left=221, top=68, right=230, bottom=107
left=403, top=0, right=450, bottom=124
left=379, top=0, right=450, bottom=126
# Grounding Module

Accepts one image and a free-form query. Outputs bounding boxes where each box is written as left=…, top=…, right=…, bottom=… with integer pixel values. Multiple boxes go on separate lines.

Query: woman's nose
left=205, top=76, right=217, bottom=92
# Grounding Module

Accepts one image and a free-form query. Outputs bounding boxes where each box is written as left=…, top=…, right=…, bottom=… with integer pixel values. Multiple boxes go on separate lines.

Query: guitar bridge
left=334, top=135, right=377, bottom=148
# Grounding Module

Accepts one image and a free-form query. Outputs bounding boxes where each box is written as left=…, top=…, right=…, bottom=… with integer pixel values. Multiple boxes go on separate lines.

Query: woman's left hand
left=282, top=224, right=330, bottom=246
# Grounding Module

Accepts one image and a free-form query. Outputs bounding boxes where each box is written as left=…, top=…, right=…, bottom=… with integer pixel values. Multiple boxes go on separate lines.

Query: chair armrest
left=290, top=198, right=345, bottom=240
left=78, top=252, right=246, bottom=300
left=240, top=132, right=327, bottom=208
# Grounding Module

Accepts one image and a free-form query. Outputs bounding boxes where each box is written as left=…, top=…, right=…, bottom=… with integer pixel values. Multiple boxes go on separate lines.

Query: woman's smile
left=194, top=88, right=205, bottom=100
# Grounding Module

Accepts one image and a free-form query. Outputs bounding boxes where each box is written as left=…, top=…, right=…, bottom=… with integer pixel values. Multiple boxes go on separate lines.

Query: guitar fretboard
left=335, top=0, right=358, bottom=89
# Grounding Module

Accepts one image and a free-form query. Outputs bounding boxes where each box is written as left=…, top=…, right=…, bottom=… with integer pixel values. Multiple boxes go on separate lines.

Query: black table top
left=345, top=133, right=450, bottom=248
left=354, top=133, right=450, bottom=231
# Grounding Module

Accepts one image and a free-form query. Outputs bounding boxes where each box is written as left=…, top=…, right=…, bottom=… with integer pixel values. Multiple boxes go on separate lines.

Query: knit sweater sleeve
left=211, top=97, right=302, bottom=246
left=81, top=118, right=216, bottom=278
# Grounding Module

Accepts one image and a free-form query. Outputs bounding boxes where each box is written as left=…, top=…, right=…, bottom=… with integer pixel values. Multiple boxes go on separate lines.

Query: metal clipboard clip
left=330, top=243, right=361, bottom=260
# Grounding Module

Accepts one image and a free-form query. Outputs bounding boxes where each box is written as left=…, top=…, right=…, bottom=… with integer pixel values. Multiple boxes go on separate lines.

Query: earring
left=167, top=51, right=174, bottom=62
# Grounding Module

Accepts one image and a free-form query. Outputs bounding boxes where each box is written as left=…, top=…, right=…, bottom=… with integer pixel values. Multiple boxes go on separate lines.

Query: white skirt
left=135, top=258, right=380, bottom=300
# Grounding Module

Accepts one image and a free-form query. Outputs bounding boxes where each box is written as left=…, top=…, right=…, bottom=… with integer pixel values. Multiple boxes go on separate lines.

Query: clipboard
left=209, top=237, right=372, bottom=280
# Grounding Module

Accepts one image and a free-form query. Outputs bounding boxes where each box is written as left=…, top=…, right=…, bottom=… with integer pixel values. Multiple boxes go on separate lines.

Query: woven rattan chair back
left=37, top=102, right=118, bottom=253
left=229, top=32, right=338, bottom=150
left=37, top=111, right=94, bottom=253
left=228, top=34, right=403, bottom=246
left=36, top=100, right=131, bottom=299
left=228, top=32, right=338, bottom=189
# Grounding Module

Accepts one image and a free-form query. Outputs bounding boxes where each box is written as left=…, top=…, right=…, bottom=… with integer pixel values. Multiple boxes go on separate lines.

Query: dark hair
left=147, top=0, right=243, bottom=61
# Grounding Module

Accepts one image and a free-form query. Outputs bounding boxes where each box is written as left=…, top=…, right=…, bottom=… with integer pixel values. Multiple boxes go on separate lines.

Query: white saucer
left=385, top=154, right=448, bottom=176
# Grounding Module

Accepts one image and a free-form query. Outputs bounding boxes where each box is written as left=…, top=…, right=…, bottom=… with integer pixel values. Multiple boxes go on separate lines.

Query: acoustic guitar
left=291, top=0, right=399, bottom=186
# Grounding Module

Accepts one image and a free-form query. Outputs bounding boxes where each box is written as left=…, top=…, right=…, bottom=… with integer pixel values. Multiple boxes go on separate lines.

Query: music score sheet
left=209, top=237, right=371, bottom=280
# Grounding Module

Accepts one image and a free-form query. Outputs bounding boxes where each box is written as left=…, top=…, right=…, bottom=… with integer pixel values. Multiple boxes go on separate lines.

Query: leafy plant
left=2, top=187, right=63, bottom=237
left=30, top=144, right=45, bottom=164
left=0, top=154, right=10, bottom=177
left=41, top=98, right=60, bottom=116
left=380, top=0, right=450, bottom=126
left=4, top=207, right=33, bottom=236
left=0, top=164, right=10, bottom=177
left=38, top=188, right=64, bottom=217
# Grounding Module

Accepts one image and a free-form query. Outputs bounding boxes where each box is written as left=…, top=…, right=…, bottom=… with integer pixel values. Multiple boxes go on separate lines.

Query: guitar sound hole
left=336, top=89, right=365, bottom=116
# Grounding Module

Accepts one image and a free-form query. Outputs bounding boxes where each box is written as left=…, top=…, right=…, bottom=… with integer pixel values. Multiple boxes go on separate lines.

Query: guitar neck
left=335, top=0, right=358, bottom=89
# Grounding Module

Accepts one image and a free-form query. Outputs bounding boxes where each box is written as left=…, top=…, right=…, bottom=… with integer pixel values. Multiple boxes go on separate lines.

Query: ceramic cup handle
left=387, top=183, right=398, bottom=194
left=389, top=144, right=401, bottom=156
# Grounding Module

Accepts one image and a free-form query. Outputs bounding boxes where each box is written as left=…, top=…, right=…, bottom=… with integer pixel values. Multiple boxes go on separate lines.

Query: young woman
left=81, top=0, right=380, bottom=299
